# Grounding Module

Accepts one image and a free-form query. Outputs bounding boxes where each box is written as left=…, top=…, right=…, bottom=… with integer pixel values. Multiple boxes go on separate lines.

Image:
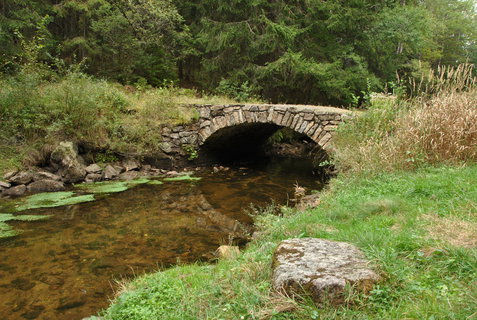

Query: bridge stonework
left=159, top=104, right=351, bottom=158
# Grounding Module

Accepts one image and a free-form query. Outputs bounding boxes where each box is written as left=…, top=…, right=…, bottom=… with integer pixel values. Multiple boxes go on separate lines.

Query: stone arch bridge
left=159, top=104, right=352, bottom=162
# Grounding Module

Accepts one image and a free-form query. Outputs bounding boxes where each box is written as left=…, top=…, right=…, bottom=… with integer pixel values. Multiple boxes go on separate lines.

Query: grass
left=100, top=165, right=477, bottom=320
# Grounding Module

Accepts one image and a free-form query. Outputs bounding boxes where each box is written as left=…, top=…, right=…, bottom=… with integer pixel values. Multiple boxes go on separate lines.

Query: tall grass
left=333, top=64, right=477, bottom=173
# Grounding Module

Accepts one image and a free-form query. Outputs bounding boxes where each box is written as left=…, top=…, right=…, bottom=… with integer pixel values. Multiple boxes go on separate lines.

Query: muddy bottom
left=0, top=157, right=325, bottom=320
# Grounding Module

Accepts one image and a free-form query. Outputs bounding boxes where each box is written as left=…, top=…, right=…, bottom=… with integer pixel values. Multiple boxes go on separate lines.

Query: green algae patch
left=0, top=213, right=52, bottom=239
left=0, top=222, right=17, bottom=239
left=127, top=178, right=151, bottom=185
left=163, top=175, right=201, bottom=182
left=0, top=213, right=52, bottom=222
left=76, top=181, right=129, bottom=194
left=148, top=180, right=164, bottom=185
left=15, top=192, right=96, bottom=212
left=76, top=178, right=151, bottom=194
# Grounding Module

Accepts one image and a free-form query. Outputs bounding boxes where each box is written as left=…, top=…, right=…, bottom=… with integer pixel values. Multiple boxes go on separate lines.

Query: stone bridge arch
left=158, top=104, right=351, bottom=164
left=196, top=104, right=350, bottom=151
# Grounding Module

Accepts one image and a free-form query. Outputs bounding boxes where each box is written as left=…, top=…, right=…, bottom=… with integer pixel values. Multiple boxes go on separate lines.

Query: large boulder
left=27, top=180, right=65, bottom=193
left=272, top=238, right=379, bottom=305
left=50, top=142, right=86, bottom=183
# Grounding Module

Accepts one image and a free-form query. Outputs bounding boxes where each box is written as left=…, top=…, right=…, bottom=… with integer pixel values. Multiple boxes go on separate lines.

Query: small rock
left=33, top=171, right=61, bottom=182
left=142, top=164, right=152, bottom=172
left=0, top=181, right=11, bottom=188
left=118, top=171, right=139, bottom=181
left=213, top=167, right=219, bottom=173
left=272, top=238, right=379, bottom=305
left=159, top=142, right=173, bottom=154
left=102, top=165, right=119, bottom=180
left=9, top=171, right=33, bottom=185
left=85, top=164, right=102, bottom=174
left=60, top=165, right=86, bottom=184
left=122, top=159, right=140, bottom=171
left=3, top=184, right=27, bottom=196
left=3, top=170, right=18, bottom=181
left=216, top=245, right=240, bottom=259
left=27, top=180, right=65, bottom=193
left=85, top=173, right=102, bottom=183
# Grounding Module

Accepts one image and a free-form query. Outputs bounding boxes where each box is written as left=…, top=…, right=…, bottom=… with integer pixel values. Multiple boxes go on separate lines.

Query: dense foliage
left=1, top=0, right=476, bottom=105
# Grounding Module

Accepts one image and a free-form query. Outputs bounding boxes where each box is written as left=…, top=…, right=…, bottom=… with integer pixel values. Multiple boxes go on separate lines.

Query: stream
left=0, top=157, right=326, bottom=320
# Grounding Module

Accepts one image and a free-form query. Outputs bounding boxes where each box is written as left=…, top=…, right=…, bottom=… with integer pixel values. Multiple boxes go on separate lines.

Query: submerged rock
left=27, top=180, right=65, bottom=193
left=272, top=238, right=379, bottom=305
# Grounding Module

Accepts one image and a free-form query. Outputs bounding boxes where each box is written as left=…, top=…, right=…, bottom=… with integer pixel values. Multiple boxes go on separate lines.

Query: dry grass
left=423, top=214, right=477, bottom=249
left=333, top=63, right=477, bottom=173
left=394, top=90, right=477, bottom=165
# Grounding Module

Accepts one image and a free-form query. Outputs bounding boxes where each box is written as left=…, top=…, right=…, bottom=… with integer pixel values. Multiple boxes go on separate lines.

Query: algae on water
left=148, top=180, right=164, bottom=185
left=75, top=178, right=151, bottom=194
left=163, top=175, right=201, bottom=182
left=15, top=192, right=96, bottom=212
left=76, top=181, right=130, bottom=194
left=0, top=213, right=52, bottom=239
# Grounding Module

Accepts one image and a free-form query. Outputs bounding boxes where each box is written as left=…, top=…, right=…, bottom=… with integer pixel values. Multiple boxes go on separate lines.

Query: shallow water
left=0, top=158, right=325, bottom=320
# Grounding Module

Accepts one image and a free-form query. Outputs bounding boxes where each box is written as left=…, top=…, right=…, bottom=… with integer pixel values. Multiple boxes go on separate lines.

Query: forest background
left=1, top=0, right=476, bottom=106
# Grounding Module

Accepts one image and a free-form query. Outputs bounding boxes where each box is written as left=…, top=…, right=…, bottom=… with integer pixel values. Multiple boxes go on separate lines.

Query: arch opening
left=199, top=122, right=327, bottom=168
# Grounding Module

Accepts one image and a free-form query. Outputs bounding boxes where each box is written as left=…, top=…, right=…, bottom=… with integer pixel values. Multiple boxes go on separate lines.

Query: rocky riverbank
left=0, top=141, right=191, bottom=198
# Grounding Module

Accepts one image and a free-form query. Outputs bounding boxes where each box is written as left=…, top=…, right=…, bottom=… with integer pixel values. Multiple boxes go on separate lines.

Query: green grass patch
left=101, top=165, right=477, bottom=320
